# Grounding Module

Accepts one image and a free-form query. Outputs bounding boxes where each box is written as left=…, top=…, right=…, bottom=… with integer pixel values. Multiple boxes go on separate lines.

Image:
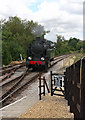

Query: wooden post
left=39, top=76, right=41, bottom=100
left=50, top=71, right=53, bottom=96
left=39, top=75, right=50, bottom=100
left=49, top=74, right=51, bottom=93
left=43, top=76, right=45, bottom=96
left=80, top=57, right=85, bottom=119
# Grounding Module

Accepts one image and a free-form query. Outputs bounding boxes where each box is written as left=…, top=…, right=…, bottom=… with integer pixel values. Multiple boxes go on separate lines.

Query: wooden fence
left=50, top=71, right=64, bottom=96
left=39, top=75, right=50, bottom=100
left=64, top=57, right=85, bottom=119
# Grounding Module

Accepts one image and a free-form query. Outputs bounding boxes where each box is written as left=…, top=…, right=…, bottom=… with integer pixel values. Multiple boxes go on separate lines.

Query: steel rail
left=0, top=62, right=26, bottom=75
left=0, top=71, right=43, bottom=108
left=0, top=54, right=73, bottom=108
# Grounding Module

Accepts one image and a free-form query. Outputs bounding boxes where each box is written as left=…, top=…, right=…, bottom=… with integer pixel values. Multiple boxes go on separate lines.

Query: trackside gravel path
left=19, top=91, right=74, bottom=118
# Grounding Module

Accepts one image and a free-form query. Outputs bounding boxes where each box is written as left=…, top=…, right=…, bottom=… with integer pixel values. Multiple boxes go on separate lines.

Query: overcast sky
left=0, top=0, right=84, bottom=42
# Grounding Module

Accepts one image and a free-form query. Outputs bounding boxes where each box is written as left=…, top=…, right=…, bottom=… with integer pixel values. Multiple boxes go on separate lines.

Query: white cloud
left=60, top=0, right=83, bottom=14
left=36, top=0, right=84, bottom=41
left=35, top=1, right=60, bottom=21
left=0, top=0, right=84, bottom=41
left=0, top=0, right=38, bottom=19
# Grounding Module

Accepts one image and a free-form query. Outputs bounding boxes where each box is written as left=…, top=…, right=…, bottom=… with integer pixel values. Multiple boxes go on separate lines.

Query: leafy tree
left=2, top=16, right=24, bottom=35
left=2, top=41, right=12, bottom=65
left=76, top=41, right=83, bottom=50
left=55, top=35, right=83, bottom=55
left=68, top=37, right=79, bottom=50
left=1, top=16, right=46, bottom=65
left=83, top=41, right=85, bottom=53
left=56, top=35, right=69, bottom=54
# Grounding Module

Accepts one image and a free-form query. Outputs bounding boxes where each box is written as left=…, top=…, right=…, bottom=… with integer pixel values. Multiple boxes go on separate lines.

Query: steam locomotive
left=26, top=37, right=55, bottom=70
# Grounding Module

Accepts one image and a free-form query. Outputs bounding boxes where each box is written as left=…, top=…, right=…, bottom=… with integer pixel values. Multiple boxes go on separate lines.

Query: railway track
left=0, top=54, right=73, bottom=108
left=0, top=70, right=42, bottom=108
left=0, top=62, right=26, bottom=76
left=50, top=54, right=71, bottom=68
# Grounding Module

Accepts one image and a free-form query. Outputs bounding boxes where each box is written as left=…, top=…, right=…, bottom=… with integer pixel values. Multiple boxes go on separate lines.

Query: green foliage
left=1, top=16, right=45, bottom=65
left=68, top=37, right=79, bottom=50
left=76, top=41, right=83, bottom=50
left=56, top=35, right=70, bottom=55
left=83, top=41, right=85, bottom=53
left=2, top=41, right=12, bottom=65
left=55, top=35, right=84, bottom=55
left=1, top=16, right=84, bottom=65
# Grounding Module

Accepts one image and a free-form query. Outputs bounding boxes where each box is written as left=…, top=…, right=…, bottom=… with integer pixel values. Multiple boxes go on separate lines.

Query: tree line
left=1, top=16, right=84, bottom=65
left=1, top=16, right=44, bottom=65
left=55, top=35, right=84, bottom=55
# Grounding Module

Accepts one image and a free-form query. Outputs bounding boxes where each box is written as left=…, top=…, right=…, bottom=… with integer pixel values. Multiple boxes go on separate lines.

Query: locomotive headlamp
left=41, top=57, right=45, bottom=60
left=28, top=57, right=32, bottom=60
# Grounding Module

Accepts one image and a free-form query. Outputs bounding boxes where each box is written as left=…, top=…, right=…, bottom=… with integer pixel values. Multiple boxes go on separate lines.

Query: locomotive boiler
left=26, top=37, right=55, bottom=70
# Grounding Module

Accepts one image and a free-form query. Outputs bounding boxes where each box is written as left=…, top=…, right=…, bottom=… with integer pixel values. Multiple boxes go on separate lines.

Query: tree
left=56, top=35, right=66, bottom=54
left=55, top=35, right=82, bottom=55
left=76, top=41, right=83, bottom=50
left=1, top=16, right=46, bottom=65
left=2, top=41, right=12, bottom=65
left=68, top=37, right=80, bottom=50
left=83, top=41, right=85, bottom=53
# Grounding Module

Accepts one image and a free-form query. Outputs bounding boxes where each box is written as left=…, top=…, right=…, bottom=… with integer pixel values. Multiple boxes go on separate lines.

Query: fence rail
left=64, top=57, right=85, bottom=119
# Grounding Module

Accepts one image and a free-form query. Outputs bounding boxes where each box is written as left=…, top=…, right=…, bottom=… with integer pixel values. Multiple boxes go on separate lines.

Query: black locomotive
left=26, top=37, right=55, bottom=70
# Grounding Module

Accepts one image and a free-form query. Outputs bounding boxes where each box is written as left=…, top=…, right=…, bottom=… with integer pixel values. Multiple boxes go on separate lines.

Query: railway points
left=0, top=54, right=72, bottom=107
left=0, top=53, right=84, bottom=119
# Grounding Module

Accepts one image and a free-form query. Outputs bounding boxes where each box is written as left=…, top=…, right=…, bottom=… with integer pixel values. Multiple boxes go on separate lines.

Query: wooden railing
left=39, top=75, right=50, bottom=100
left=64, top=57, right=85, bottom=119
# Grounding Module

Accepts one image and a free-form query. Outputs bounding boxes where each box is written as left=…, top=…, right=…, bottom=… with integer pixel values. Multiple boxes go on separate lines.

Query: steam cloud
left=31, top=24, right=44, bottom=37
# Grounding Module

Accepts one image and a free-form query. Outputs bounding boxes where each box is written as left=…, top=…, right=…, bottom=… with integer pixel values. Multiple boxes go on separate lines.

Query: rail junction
left=0, top=53, right=84, bottom=119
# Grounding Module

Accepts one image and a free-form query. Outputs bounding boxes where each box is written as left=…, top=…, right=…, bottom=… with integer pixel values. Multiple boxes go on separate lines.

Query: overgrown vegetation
left=55, top=35, right=84, bottom=55
left=73, top=53, right=84, bottom=63
left=1, top=16, right=84, bottom=65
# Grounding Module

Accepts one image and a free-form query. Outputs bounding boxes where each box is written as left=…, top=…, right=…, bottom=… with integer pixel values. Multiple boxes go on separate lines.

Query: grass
left=73, top=53, right=85, bottom=63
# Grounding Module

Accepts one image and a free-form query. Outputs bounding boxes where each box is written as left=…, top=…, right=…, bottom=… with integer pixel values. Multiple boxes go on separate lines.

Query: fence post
left=64, top=57, right=85, bottom=119
left=49, top=74, right=51, bottom=93
left=39, top=76, right=41, bottom=100
left=39, top=76, right=50, bottom=100
left=43, top=76, right=45, bottom=96
left=50, top=71, right=53, bottom=96
left=80, top=57, right=85, bottom=119
left=64, top=71, right=66, bottom=99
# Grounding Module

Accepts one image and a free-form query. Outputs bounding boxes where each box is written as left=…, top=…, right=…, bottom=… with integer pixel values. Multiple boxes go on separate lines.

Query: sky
left=0, top=0, right=84, bottom=42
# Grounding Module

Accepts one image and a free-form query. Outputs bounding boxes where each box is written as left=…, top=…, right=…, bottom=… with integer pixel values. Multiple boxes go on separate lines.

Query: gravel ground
left=19, top=57, right=75, bottom=119
left=19, top=90, right=74, bottom=118
left=1, top=55, right=80, bottom=118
